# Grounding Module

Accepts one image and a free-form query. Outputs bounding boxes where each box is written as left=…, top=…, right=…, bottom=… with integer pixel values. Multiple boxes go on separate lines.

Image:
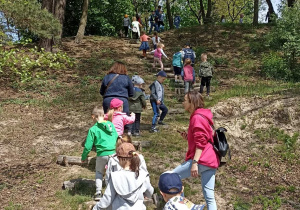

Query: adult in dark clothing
left=100, top=62, right=134, bottom=115
left=182, top=43, right=196, bottom=66
left=149, top=11, right=157, bottom=34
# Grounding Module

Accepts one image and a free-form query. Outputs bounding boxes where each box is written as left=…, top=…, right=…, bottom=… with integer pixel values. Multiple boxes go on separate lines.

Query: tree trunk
left=54, top=0, right=66, bottom=38
left=206, top=0, right=212, bottom=19
left=253, top=0, right=259, bottom=25
left=75, top=0, right=89, bottom=44
left=39, top=0, right=55, bottom=52
left=187, top=0, right=201, bottom=24
left=166, top=0, right=173, bottom=29
left=287, top=0, right=295, bottom=7
left=266, top=0, right=275, bottom=15
left=199, top=0, right=206, bottom=23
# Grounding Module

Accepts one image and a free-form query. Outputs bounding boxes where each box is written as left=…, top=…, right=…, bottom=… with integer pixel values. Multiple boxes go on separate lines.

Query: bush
left=0, top=46, right=74, bottom=84
left=261, top=52, right=290, bottom=80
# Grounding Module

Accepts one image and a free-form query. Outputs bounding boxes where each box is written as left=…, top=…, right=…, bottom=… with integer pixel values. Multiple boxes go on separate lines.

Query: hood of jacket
left=192, top=108, right=213, bottom=126
left=111, top=170, right=148, bottom=204
left=96, top=121, right=114, bottom=134
left=129, top=87, right=143, bottom=101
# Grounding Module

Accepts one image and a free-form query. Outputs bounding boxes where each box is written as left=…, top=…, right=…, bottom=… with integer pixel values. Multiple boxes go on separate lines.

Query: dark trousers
left=149, top=22, right=157, bottom=34
left=124, top=26, right=129, bottom=37
left=151, top=102, right=168, bottom=126
left=132, top=32, right=138, bottom=39
left=158, top=21, right=164, bottom=30
left=103, top=97, right=129, bottom=115
left=200, top=76, right=212, bottom=95
left=129, top=113, right=141, bottom=134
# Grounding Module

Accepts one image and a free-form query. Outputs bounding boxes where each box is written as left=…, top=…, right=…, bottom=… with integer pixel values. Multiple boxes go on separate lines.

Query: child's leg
left=135, top=113, right=141, bottom=133
left=95, top=156, right=109, bottom=194
left=152, top=58, right=156, bottom=68
left=143, top=49, right=146, bottom=57
left=151, top=101, right=159, bottom=127
left=200, top=77, right=206, bottom=94
left=159, top=59, right=163, bottom=70
left=158, top=104, right=168, bottom=122
left=206, top=77, right=212, bottom=96
left=189, top=81, right=193, bottom=91
left=184, top=81, right=189, bottom=94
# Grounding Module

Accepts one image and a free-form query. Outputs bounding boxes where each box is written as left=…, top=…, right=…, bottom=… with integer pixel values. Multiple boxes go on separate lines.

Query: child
left=106, top=98, right=135, bottom=136
left=151, top=31, right=163, bottom=49
left=149, top=70, right=168, bottom=133
left=105, top=134, right=149, bottom=185
left=81, top=106, right=118, bottom=201
left=129, top=75, right=146, bottom=136
left=182, top=43, right=196, bottom=66
left=139, top=31, right=151, bottom=57
left=159, top=172, right=205, bottom=210
left=199, top=53, right=213, bottom=97
left=148, top=43, right=169, bottom=71
left=123, top=14, right=131, bottom=37
left=93, top=143, right=154, bottom=210
left=181, top=58, right=195, bottom=94
left=172, top=50, right=183, bottom=82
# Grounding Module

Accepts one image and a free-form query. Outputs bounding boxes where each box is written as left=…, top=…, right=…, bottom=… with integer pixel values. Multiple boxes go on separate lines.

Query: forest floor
left=0, top=24, right=300, bottom=210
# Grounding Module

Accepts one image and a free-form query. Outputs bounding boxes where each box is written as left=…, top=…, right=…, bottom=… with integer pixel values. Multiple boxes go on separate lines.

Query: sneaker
left=94, top=192, right=102, bottom=201
left=132, top=132, right=140, bottom=137
left=158, top=121, right=167, bottom=125
left=150, top=127, right=159, bottom=133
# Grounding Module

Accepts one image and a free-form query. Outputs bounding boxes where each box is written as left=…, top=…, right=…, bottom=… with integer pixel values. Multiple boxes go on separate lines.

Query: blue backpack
left=183, top=48, right=195, bottom=63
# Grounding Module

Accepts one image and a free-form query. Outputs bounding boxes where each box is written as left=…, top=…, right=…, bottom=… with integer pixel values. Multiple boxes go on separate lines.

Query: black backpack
left=197, top=114, right=231, bottom=163
left=183, top=48, right=195, bottom=63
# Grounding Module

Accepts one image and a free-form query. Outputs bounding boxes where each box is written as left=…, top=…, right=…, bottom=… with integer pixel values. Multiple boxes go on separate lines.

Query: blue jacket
left=100, top=74, right=134, bottom=99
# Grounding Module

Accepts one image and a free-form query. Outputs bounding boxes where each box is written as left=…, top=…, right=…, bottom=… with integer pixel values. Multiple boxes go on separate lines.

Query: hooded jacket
left=129, top=87, right=146, bottom=113
left=181, top=65, right=195, bottom=82
left=186, top=108, right=220, bottom=168
left=172, top=51, right=183, bottom=68
left=123, top=17, right=131, bottom=27
left=81, top=121, right=118, bottom=160
left=104, top=112, right=135, bottom=136
left=93, top=170, right=154, bottom=210
left=199, top=61, right=213, bottom=77
left=149, top=80, right=164, bottom=103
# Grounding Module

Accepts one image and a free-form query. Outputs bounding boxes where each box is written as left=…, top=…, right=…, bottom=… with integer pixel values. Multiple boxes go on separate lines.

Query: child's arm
left=147, top=50, right=155, bottom=54
left=161, top=49, right=169, bottom=59
left=140, top=94, right=147, bottom=109
left=92, top=179, right=116, bottom=210
left=123, top=113, right=135, bottom=125
left=181, top=68, right=184, bottom=78
left=143, top=175, right=154, bottom=198
left=81, top=129, right=95, bottom=161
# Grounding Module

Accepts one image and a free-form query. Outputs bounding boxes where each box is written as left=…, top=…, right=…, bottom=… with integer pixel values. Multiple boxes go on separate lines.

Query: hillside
left=0, top=24, right=299, bottom=210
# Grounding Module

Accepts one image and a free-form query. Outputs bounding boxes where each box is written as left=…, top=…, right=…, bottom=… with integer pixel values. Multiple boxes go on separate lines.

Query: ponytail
left=129, top=151, right=140, bottom=178
left=107, top=109, right=115, bottom=122
left=116, top=134, right=132, bottom=149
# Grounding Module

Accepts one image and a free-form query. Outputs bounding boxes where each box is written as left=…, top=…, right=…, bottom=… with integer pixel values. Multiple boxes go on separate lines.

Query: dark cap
left=156, top=70, right=167, bottom=77
left=158, top=173, right=182, bottom=194
left=185, top=42, right=191, bottom=47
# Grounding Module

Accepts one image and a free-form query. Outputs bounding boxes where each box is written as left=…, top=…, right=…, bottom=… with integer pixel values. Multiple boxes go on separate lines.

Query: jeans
left=184, top=81, right=193, bottom=94
left=200, top=76, right=212, bottom=95
left=175, top=23, right=180, bottom=29
left=151, top=101, right=168, bottom=126
left=124, top=26, right=128, bottom=37
left=173, top=160, right=217, bottom=210
left=95, top=155, right=110, bottom=194
left=129, top=113, right=141, bottom=134
left=149, top=22, right=157, bottom=34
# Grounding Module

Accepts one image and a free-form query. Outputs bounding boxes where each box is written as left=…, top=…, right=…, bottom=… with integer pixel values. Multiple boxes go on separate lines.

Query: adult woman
left=173, top=90, right=219, bottom=210
left=100, top=62, right=134, bottom=115
left=131, top=17, right=142, bottom=40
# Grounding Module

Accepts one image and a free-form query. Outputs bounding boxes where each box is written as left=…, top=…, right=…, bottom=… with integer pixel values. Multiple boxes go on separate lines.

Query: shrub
left=261, top=52, right=290, bottom=80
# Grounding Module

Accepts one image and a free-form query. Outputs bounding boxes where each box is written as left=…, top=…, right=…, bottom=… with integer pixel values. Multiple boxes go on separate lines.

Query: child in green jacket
left=81, top=106, right=118, bottom=201
left=129, top=75, right=146, bottom=136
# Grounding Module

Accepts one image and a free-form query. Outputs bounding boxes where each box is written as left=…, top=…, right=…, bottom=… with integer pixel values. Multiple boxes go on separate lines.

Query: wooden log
left=168, top=108, right=185, bottom=114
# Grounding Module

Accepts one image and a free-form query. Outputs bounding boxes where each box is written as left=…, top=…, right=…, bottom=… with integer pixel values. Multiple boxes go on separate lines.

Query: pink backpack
left=154, top=48, right=162, bottom=58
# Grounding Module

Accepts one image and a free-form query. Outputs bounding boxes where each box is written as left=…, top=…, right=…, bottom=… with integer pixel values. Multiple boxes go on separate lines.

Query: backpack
left=183, top=48, right=195, bottom=63
left=197, top=114, right=231, bottom=164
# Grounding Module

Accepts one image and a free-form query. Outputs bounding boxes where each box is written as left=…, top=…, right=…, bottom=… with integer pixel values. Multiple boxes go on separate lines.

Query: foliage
left=0, top=0, right=62, bottom=40
left=261, top=52, right=290, bottom=80
left=266, top=1, right=300, bottom=81
left=0, top=46, right=74, bottom=83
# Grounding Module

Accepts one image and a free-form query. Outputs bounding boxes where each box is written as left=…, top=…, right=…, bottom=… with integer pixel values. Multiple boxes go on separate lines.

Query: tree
left=265, top=0, right=275, bottom=22
left=186, top=0, right=212, bottom=24
left=0, top=0, right=61, bottom=49
left=287, top=0, right=295, bottom=7
left=166, top=0, right=174, bottom=29
left=215, top=0, right=252, bottom=22
left=74, top=0, right=89, bottom=44
left=253, top=0, right=258, bottom=25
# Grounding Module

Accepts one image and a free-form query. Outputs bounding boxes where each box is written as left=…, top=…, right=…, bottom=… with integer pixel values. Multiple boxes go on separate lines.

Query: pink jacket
left=186, top=108, right=220, bottom=168
left=104, top=112, right=135, bottom=135
left=183, top=65, right=194, bottom=81
left=154, top=48, right=162, bottom=59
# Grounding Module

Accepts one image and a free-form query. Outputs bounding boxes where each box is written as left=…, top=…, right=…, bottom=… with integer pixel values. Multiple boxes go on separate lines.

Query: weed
left=234, top=197, right=252, bottom=210
left=240, top=124, right=247, bottom=130
left=4, top=202, right=22, bottom=210
left=253, top=194, right=282, bottom=210
left=56, top=191, right=91, bottom=210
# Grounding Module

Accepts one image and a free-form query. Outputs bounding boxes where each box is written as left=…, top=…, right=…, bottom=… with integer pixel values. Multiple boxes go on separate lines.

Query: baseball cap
left=116, top=142, right=136, bottom=158
left=110, top=98, right=123, bottom=109
left=185, top=42, right=191, bottom=47
left=158, top=173, right=182, bottom=194
left=156, top=71, right=167, bottom=78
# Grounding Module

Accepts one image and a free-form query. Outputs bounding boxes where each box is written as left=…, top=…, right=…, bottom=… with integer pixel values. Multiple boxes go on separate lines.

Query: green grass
left=234, top=197, right=252, bottom=210
left=4, top=202, right=22, bottom=210
left=55, top=190, right=91, bottom=210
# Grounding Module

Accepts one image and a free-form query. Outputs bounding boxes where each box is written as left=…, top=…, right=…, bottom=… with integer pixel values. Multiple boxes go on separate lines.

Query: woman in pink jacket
left=173, top=90, right=219, bottom=210
left=106, top=98, right=135, bottom=136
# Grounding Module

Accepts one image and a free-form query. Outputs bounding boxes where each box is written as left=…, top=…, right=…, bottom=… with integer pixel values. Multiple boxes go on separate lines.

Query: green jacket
left=129, top=87, right=146, bottom=113
left=81, top=121, right=118, bottom=160
left=199, top=61, right=213, bottom=77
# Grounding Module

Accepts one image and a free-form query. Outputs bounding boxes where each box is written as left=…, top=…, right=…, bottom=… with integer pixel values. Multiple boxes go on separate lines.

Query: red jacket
left=183, top=65, right=194, bottom=81
left=185, top=108, right=220, bottom=168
